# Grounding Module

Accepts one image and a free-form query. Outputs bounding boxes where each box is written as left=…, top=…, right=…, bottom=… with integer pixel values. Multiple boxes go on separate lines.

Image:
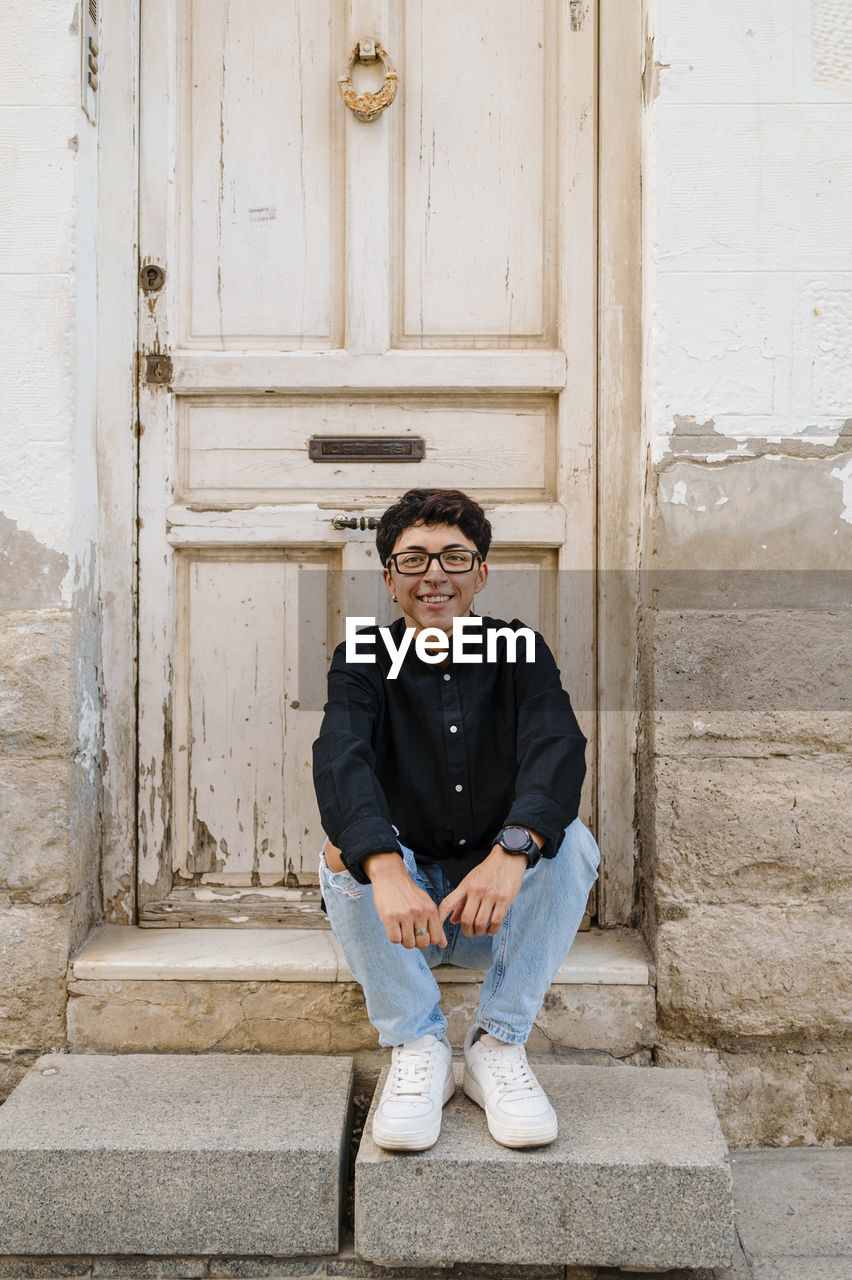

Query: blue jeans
left=319, top=819, right=601, bottom=1047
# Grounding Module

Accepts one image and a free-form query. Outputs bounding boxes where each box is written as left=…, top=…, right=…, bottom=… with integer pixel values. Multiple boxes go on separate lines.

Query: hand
left=438, top=847, right=528, bottom=938
left=364, top=852, right=448, bottom=950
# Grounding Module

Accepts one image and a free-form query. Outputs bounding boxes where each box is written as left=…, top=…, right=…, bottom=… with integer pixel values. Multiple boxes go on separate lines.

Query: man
left=312, top=488, right=600, bottom=1151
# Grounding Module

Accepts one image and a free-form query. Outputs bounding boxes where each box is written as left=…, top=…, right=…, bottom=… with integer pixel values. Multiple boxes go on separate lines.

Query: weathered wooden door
left=137, top=0, right=597, bottom=923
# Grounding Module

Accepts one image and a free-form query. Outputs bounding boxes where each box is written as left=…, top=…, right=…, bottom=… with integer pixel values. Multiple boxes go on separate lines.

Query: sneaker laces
left=480, top=1041, right=538, bottom=1102
left=387, top=1044, right=436, bottom=1099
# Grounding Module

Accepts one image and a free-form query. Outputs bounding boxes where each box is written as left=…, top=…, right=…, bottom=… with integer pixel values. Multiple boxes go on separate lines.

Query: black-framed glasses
left=386, top=550, right=482, bottom=575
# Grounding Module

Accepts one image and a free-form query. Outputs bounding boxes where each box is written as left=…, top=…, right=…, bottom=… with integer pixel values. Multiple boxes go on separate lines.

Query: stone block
left=74, top=923, right=344, bottom=981
left=0, top=1051, right=37, bottom=1102
left=206, top=1262, right=325, bottom=1278
left=355, top=1062, right=736, bottom=1269
left=654, top=903, right=852, bottom=1043
left=440, top=983, right=657, bottom=1058
left=651, top=456, right=852, bottom=572
left=655, top=1039, right=852, bottom=1147
left=713, top=1234, right=754, bottom=1280
left=0, top=756, right=71, bottom=896
left=91, top=1260, right=207, bottom=1277
left=0, top=1262, right=91, bottom=1278
left=0, top=612, right=71, bottom=752
left=748, top=1262, right=852, bottom=1280
left=652, top=755, right=852, bottom=904
left=323, top=1245, right=577, bottom=1278
left=67, top=977, right=654, bottom=1059
left=0, top=1053, right=353, bottom=1256
left=72, top=924, right=653, bottom=985
left=0, top=904, right=68, bottom=1051
left=648, top=608, right=852, bottom=755
left=67, top=979, right=378, bottom=1055
left=729, top=1147, right=852, bottom=1271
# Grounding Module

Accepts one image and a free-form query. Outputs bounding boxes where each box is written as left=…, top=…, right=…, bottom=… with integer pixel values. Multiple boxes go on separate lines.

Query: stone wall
left=641, top=0, right=852, bottom=1144
left=0, top=0, right=101, bottom=1097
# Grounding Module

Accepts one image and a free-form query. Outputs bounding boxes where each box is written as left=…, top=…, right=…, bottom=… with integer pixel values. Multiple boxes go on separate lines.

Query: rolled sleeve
left=334, top=816, right=402, bottom=882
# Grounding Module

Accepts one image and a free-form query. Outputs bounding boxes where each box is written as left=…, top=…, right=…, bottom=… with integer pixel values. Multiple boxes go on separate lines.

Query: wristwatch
left=495, top=825, right=539, bottom=863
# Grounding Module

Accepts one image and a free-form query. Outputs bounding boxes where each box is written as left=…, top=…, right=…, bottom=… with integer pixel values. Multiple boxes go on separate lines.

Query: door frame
left=95, top=0, right=645, bottom=927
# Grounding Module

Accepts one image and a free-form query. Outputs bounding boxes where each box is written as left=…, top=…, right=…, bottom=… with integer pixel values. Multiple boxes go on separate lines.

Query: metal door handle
left=337, top=40, right=398, bottom=122
left=331, top=515, right=381, bottom=530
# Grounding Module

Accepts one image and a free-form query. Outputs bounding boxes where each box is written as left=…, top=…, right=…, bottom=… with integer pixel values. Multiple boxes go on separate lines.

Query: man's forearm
left=363, top=850, right=406, bottom=881
left=324, top=841, right=403, bottom=881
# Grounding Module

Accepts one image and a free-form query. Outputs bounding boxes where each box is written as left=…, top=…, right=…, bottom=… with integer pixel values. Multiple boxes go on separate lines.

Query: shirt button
left=459, top=839, right=466, bottom=846
left=455, top=784, right=463, bottom=792
left=449, top=724, right=458, bottom=733
left=443, top=673, right=451, bottom=681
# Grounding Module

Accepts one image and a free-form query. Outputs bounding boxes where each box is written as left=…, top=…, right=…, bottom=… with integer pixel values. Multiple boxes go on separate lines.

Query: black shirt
left=311, top=614, right=587, bottom=886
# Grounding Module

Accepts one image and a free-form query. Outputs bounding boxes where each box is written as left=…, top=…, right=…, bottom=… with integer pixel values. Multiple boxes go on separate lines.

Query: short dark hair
left=376, top=489, right=492, bottom=566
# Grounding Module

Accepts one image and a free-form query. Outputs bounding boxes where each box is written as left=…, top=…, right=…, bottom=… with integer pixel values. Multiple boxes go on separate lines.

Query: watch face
left=502, top=827, right=530, bottom=851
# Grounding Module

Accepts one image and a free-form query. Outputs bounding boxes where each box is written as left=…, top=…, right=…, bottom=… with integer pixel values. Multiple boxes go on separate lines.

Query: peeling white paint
left=670, top=480, right=688, bottom=506
left=650, top=1, right=852, bottom=463
left=75, top=658, right=101, bottom=786
left=830, top=458, right=852, bottom=524
left=0, top=0, right=99, bottom=607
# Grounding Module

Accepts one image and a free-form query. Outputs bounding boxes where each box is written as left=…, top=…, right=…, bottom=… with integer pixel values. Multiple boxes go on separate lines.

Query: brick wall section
left=0, top=0, right=100, bottom=1097
left=642, top=0, right=852, bottom=1144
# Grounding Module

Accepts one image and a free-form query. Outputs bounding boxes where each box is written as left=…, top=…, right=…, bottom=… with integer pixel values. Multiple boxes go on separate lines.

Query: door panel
left=182, top=0, right=343, bottom=345
left=396, top=0, right=555, bottom=344
left=138, top=0, right=597, bottom=917
left=178, top=396, right=556, bottom=502
left=173, top=550, right=338, bottom=886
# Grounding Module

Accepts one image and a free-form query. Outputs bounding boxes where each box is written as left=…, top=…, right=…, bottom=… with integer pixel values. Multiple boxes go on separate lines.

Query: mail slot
left=308, top=435, right=425, bottom=462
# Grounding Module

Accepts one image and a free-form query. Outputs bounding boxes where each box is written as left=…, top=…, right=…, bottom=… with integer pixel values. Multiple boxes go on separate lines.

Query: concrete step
left=67, top=925, right=657, bottom=1062
left=0, top=1053, right=353, bottom=1257
left=355, top=1061, right=737, bottom=1271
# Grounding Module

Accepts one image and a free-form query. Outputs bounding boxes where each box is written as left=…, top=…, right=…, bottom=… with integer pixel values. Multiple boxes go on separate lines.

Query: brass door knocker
left=337, top=39, right=398, bottom=122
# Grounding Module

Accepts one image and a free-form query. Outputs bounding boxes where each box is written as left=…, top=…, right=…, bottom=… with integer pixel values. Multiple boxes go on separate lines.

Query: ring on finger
left=414, top=928, right=428, bottom=936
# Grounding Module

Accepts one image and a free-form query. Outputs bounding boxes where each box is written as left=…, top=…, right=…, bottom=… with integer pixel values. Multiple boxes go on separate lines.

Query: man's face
left=382, top=522, right=488, bottom=637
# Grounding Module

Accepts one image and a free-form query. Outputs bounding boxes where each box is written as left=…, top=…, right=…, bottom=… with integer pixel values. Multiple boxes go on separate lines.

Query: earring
left=392, top=595, right=398, bottom=602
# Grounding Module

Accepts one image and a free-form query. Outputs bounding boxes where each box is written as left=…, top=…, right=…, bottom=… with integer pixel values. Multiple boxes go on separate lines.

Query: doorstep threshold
left=71, top=923, right=654, bottom=986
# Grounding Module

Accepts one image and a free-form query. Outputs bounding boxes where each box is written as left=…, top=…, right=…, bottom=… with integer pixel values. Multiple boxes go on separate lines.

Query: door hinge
left=143, top=353, right=173, bottom=385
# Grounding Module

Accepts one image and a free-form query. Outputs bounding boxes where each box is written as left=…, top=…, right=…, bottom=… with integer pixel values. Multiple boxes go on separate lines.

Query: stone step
left=67, top=925, right=657, bottom=1061
left=355, top=1061, right=737, bottom=1271
left=0, top=1053, right=353, bottom=1257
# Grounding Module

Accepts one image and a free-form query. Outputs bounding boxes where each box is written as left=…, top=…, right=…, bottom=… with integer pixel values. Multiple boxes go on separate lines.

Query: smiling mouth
left=417, top=594, right=452, bottom=603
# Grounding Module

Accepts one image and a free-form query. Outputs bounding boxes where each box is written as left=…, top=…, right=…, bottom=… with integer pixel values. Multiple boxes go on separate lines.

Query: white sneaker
left=371, top=1034, right=455, bottom=1151
left=463, top=1026, right=558, bottom=1148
